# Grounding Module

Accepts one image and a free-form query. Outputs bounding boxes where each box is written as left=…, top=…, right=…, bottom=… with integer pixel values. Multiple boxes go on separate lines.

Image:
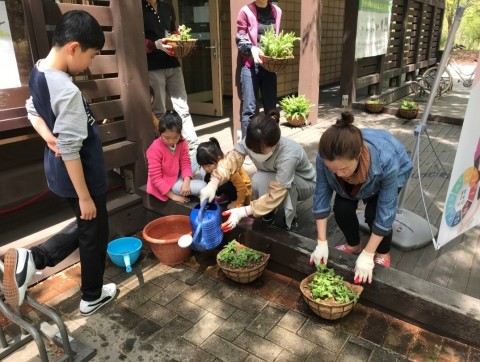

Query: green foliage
left=217, top=240, right=262, bottom=268
left=366, top=99, right=385, bottom=105
left=168, top=25, right=193, bottom=41
left=280, top=95, right=313, bottom=120
left=259, top=28, right=300, bottom=58
left=400, top=100, right=418, bottom=110
left=441, top=0, right=480, bottom=50
left=306, top=264, right=359, bottom=304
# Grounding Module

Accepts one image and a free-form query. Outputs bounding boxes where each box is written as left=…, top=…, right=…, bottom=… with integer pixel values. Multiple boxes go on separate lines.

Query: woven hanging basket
left=165, top=39, right=197, bottom=59
left=365, top=103, right=385, bottom=113
left=286, top=115, right=307, bottom=127
left=217, top=243, right=270, bottom=284
left=398, top=107, right=418, bottom=119
left=300, top=273, right=363, bottom=320
left=260, top=55, right=293, bottom=73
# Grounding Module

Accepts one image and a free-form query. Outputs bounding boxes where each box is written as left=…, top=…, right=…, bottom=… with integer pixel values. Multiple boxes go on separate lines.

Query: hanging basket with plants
left=259, top=28, right=300, bottom=73
left=398, top=100, right=419, bottom=119
left=280, top=94, right=313, bottom=126
left=365, top=99, right=385, bottom=113
left=216, top=240, right=270, bottom=284
left=165, top=25, right=197, bottom=59
left=300, top=264, right=363, bottom=320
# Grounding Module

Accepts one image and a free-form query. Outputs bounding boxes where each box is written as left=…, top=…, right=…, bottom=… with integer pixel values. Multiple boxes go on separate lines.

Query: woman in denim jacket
left=310, top=111, right=412, bottom=284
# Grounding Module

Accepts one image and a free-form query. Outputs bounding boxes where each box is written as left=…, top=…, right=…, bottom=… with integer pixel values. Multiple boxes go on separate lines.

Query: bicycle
left=419, top=44, right=477, bottom=97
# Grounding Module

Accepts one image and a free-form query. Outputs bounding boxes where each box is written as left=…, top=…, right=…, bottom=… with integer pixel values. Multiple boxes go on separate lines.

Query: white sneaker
left=79, top=283, right=117, bottom=316
left=3, top=248, right=36, bottom=306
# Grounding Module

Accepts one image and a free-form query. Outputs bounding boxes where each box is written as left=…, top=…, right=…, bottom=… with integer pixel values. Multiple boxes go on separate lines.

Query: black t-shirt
left=256, top=4, right=275, bottom=43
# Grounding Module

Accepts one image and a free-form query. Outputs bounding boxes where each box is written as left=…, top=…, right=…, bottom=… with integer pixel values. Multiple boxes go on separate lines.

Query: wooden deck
left=194, top=96, right=480, bottom=301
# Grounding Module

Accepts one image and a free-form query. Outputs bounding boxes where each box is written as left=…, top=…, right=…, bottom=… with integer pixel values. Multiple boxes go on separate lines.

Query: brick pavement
left=2, top=247, right=479, bottom=361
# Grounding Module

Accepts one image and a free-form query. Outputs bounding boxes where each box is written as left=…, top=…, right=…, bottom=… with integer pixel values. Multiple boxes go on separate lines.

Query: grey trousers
left=251, top=171, right=315, bottom=227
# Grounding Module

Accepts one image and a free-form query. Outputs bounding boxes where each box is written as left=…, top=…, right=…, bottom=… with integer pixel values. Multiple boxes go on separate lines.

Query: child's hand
left=47, top=141, right=61, bottom=157
left=170, top=194, right=189, bottom=203
left=180, top=179, right=191, bottom=196
left=79, top=197, right=96, bottom=220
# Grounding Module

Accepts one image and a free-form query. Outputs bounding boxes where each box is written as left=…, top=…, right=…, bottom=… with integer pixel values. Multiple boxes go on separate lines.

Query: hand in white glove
left=354, top=250, right=375, bottom=284
left=221, top=206, right=251, bottom=232
left=155, top=39, right=174, bottom=56
left=200, top=179, right=219, bottom=204
left=310, top=239, right=329, bottom=265
left=251, top=46, right=264, bottom=64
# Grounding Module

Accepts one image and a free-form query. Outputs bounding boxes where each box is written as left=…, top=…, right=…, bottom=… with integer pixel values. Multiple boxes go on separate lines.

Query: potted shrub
left=398, top=100, right=419, bottom=119
left=216, top=240, right=270, bottom=283
left=259, top=28, right=300, bottom=73
left=365, top=98, right=385, bottom=113
left=280, top=94, right=313, bottom=127
left=300, top=264, right=363, bottom=320
left=165, top=25, right=197, bottom=59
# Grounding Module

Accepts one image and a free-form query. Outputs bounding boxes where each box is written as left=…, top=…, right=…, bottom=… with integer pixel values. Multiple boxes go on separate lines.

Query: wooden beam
left=340, top=0, right=359, bottom=105
left=298, top=0, right=321, bottom=125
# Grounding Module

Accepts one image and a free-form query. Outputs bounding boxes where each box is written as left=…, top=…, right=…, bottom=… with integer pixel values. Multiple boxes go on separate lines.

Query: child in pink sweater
left=146, top=112, right=206, bottom=203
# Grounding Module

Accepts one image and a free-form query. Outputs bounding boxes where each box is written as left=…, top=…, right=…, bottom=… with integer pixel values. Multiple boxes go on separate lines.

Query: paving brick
left=148, top=271, right=176, bottom=289
left=135, top=299, right=178, bottom=327
left=368, top=346, right=397, bottom=362
left=145, top=316, right=194, bottom=345
left=382, top=318, right=418, bottom=357
left=243, top=270, right=290, bottom=302
left=358, top=308, right=391, bottom=346
left=200, top=334, right=249, bottom=362
left=337, top=303, right=370, bottom=336
left=274, top=280, right=303, bottom=309
left=265, top=325, right=317, bottom=358
left=150, top=279, right=189, bottom=306
left=276, top=349, right=305, bottom=362
left=165, top=296, right=208, bottom=323
left=336, top=337, right=373, bottom=362
left=183, top=312, right=225, bottom=346
left=132, top=318, right=163, bottom=340
left=277, top=309, right=307, bottom=332
left=120, top=282, right=162, bottom=309
left=109, top=305, right=147, bottom=330
left=233, top=330, right=283, bottom=361
left=208, top=280, right=238, bottom=300
left=298, top=319, right=349, bottom=352
left=181, top=274, right=218, bottom=303
left=216, top=309, right=255, bottom=341
left=28, top=280, right=63, bottom=304
left=306, top=345, right=338, bottom=362
left=166, top=264, right=198, bottom=282
left=195, top=293, right=237, bottom=319
left=244, top=354, right=265, bottom=362
left=246, top=303, right=287, bottom=337
left=142, top=336, right=215, bottom=362
left=437, top=338, right=470, bottom=362
left=407, top=328, right=443, bottom=361
left=224, top=289, right=268, bottom=315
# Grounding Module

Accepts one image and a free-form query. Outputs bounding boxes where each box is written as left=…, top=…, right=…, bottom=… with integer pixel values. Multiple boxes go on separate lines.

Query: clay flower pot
left=143, top=215, right=192, bottom=266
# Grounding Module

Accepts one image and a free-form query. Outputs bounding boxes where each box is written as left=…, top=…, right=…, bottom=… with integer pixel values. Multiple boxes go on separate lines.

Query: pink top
left=237, top=2, right=282, bottom=68
left=146, top=138, right=193, bottom=201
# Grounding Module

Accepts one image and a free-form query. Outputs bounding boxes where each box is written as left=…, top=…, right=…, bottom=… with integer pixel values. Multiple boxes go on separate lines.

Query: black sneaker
left=79, top=283, right=117, bottom=316
left=3, top=248, right=36, bottom=306
left=261, top=211, right=275, bottom=224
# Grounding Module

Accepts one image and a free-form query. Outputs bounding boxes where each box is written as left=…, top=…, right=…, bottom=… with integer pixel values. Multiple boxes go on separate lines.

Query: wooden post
left=298, top=0, right=321, bottom=125
left=340, top=0, right=359, bottom=106
left=230, top=0, right=243, bottom=145
left=111, top=0, right=153, bottom=188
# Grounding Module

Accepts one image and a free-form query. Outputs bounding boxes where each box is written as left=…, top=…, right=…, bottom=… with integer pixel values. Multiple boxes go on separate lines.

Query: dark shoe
left=3, top=248, right=36, bottom=306
left=261, top=211, right=275, bottom=224
left=284, top=218, right=299, bottom=231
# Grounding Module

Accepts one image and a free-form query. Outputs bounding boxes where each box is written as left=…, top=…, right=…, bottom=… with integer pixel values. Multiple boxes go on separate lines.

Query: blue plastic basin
left=107, top=237, right=142, bottom=273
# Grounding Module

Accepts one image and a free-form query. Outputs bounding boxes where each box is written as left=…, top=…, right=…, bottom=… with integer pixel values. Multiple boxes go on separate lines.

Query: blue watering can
left=107, top=237, right=142, bottom=273
left=178, top=200, right=223, bottom=251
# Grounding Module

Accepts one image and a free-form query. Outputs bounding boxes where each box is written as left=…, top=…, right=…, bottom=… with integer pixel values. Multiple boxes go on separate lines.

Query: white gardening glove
left=354, top=250, right=375, bottom=284
left=251, top=46, right=264, bottom=64
left=154, top=39, right=174, bottom=56
left=221, top=206, right=252, bottom=232
left=310, top=239, right=329, bottom=265
left=200, top=179, right=219, bottom=204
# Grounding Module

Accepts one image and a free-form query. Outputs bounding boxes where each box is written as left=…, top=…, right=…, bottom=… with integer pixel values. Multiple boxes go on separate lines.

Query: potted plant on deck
left=280, top=94, right=313, bottom=127
left=259, top=28, right=300, bottom=73
left=300, top=264, right=363, bottom=320
left=398, top=100, right=419, bottom=119
left=365, top=98, right=385, bottom=113
left=216, top=240, right=270, bottom=283
left=165, top=25, right=197, bottom=59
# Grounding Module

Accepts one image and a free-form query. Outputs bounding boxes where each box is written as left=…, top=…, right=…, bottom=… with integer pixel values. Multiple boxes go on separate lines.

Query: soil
left=217, top=253, right=269, bottom=270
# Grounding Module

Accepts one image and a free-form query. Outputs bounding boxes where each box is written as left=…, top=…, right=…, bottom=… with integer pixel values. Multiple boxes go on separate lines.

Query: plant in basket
left=280, top=95, right=313, bottom=127
left=165, top=25, right=197, bottom=59
left=216, top=240, right=270, bottom=283
left=365, top=98, right=385, bottom=113
left=300, top=264, right=363, bottom=320
left=259, top=28, right=300, bottom=73
left=398, top=99, right=419, bottom=119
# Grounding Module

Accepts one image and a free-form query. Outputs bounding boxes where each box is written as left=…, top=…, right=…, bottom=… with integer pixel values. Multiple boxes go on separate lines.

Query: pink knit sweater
left=146, top=138, right=193, bottom=201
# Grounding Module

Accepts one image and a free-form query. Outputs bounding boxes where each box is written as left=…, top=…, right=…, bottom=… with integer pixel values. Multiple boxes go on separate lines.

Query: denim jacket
left=313, top=129, right=413, bottom=236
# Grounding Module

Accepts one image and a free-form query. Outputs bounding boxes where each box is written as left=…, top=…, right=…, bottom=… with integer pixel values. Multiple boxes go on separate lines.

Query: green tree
left=442, top=0, right=480, bottom=50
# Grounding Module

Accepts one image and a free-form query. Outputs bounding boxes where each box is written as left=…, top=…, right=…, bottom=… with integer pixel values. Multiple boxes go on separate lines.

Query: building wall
left=221, top=0, right=345, bottom=96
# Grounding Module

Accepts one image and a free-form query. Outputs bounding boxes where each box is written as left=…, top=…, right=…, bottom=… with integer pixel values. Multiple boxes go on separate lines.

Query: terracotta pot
left=142, top=215, right=192, bottom=266
left=300, top=273, right=363, bottom=320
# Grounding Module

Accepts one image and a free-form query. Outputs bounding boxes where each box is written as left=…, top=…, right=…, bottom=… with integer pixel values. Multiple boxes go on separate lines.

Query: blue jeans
left=240, top=64, right=277, bottom=138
